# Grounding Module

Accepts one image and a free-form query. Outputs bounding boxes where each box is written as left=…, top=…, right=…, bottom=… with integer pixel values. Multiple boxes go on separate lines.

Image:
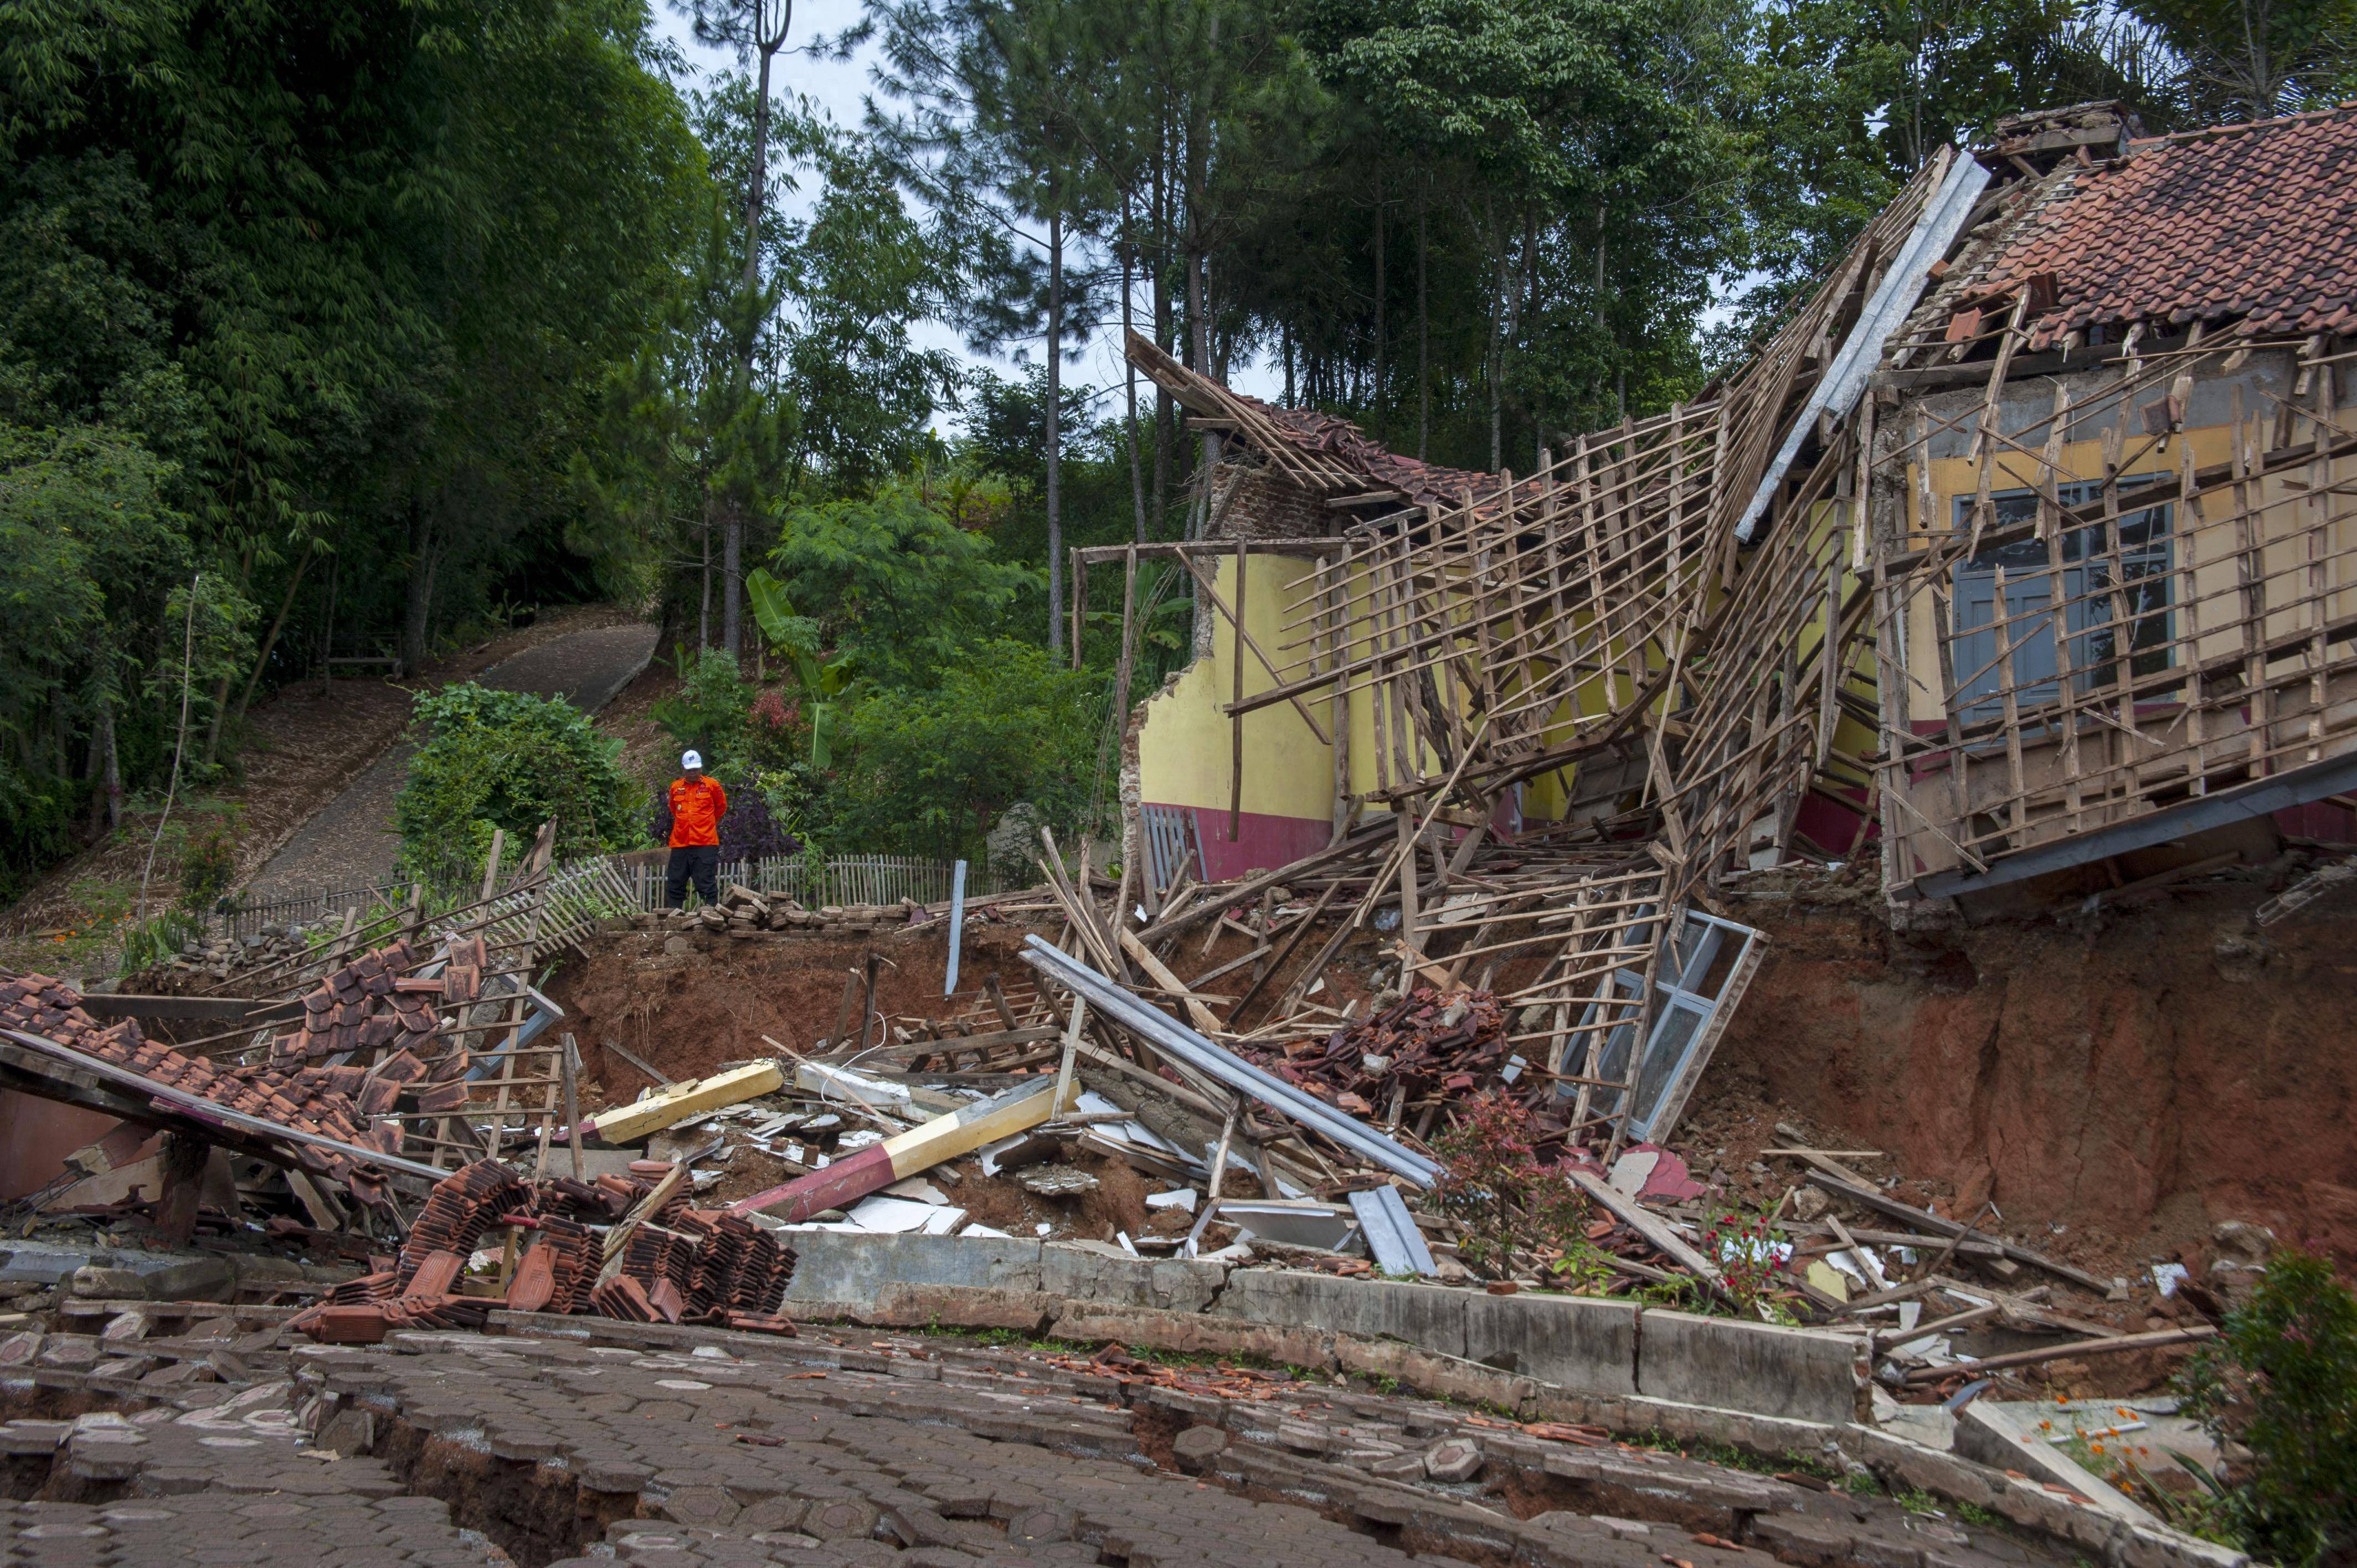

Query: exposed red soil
left=545, top=923, right=1051, bottom=1094
left=1704, top=871, right=2357, bottom=1278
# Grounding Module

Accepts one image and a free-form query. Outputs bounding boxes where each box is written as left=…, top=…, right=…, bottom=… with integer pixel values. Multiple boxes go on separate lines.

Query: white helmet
left=681, top=750, right=703, bottom=770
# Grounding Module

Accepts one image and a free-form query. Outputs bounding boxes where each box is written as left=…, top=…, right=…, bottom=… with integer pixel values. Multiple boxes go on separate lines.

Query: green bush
left=647, top=646, right=752, bottom=771
left=394, top=683, right=642, bottom=876
left=174, top=806, right=239, bottom=912
left=2180, top=1249, right=2357, bottom=1566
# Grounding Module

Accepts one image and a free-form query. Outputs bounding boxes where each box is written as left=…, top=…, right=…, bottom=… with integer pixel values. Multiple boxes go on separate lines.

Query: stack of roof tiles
left=706, top=1212, right=795, bottom=1316
left=525, top=1216, right=595, bottom=1314
left=268, top=938, right=449, bottom=1068
left=0, top=969, right=399, bottom=1197
left=396, top=1159, right=529, bottom=1286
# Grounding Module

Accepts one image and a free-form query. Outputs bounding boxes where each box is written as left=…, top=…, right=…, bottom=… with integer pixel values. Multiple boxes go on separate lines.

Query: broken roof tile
left=1982, top=101, right=2357, bottom=339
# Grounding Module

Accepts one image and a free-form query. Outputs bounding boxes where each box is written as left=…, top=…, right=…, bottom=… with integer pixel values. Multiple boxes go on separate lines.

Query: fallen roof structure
left=1084, top=100, right=2357, bottom=1155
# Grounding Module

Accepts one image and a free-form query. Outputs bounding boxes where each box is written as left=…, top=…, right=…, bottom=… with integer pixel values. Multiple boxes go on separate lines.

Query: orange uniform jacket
left=668, top=776, right=728, bottom=847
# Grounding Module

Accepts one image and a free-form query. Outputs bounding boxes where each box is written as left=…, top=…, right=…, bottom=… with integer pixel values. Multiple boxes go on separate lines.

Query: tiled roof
left=1985, top=101, right=2357, bottom=346
left=1252, top=403, right=1501, bottom=515
left=1124, top=331, right=1504, bottom=520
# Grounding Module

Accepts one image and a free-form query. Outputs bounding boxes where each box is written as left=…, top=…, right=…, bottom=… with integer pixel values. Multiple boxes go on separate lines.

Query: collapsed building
left=1103, top=100, right=2357, bottom=1152
left=0, top=102, right=2339, bottom=1568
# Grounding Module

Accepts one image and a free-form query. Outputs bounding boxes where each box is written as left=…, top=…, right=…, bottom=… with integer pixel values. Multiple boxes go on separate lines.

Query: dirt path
left=0, top=608, right=655, bottom=969
left=247, top=622, right=658, bottom=897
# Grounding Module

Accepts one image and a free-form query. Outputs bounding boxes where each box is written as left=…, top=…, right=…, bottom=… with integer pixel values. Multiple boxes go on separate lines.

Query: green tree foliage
left=394, top=684, right=642, bottom=875
left=1729, top=0, right=2166, bottom=334
left=575, top=84, right=964, bottom=649
left=0, top=0, right=699, bottom=896
left=0, top=423, right=188, bottom=897
left=828, top=639, right=1100, bottom=858
left=2181, top=1250, right=2357, bottom=1566
left=763, top=481, right=1036, bottom=688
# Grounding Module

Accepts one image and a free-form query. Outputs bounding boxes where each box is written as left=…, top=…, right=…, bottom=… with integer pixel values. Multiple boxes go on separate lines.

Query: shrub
left=2179, top=1249, right=2357, bottom=1566
left=394, top=683, right=641, bottom=875
left=174, top=806, right=239, bottom=912
left=1428, top=1092, right=1592, bottom=1280
left=1700, top=1203, right=1797, bottom=1317
left=647, top=646, right=751, bottom=767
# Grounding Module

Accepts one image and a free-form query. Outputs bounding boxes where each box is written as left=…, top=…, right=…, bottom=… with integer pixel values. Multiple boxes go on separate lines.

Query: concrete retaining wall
left=781, top=1231, right=1856, bottom=1424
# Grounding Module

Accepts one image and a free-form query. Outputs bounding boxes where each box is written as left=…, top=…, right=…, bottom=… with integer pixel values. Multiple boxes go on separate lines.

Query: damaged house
left=1098, top=101, right=2357, bottom=1152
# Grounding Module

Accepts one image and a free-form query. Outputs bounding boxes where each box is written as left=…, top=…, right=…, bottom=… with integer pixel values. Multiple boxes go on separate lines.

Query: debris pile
left=1260, top=986, right=1512, bottom=1122
left=645, top=884, right=922, bottom=937
left=0, top=972, right=402, bottom=1199
left=287, top=1158, right=797, bottom=1343
left=158, top=922, right=331, bottom=983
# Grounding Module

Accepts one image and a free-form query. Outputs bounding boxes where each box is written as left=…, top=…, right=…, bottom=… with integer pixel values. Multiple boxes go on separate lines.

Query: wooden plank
left=1568, top=1168, right=1728, bottom=1296
left=601, top=1038, right=673, bottom=1086
left=1803, top=1171, right=2113, bottom=1293
left=1901, top=1325, right=2214, bottom=1383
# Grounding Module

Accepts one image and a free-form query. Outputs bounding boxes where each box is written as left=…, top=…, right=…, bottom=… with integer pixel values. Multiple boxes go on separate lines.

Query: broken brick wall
left=1206, top=457, right=1334, bottom=542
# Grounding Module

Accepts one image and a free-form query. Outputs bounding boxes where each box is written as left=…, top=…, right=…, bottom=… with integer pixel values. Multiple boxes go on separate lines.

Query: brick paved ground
left=0, top=1312, right=2071, bottom=1568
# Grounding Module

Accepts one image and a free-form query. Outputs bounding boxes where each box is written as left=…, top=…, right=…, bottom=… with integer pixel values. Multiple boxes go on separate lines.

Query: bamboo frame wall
left=1869, top=323, right=2357, bottom=889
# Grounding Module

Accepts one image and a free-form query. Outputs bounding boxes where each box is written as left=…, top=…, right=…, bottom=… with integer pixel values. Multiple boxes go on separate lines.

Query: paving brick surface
left=0, top=1315, right=2073, bottom=1568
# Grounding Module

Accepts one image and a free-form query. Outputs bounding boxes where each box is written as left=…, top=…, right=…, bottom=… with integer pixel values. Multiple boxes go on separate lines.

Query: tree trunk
left=317, top=551, right=338, bottom=696
left=1183, top=33, right=1220, bottom=520
left=1046, top=207, right=1065, bottom=657
left=200, top=540, right=256, bottom=765
left=1120, top=215, right=1147, bottom=544
left=1417, top=181, right=1430, bottom=460
left=99, top=695, right=121, bottom=833
left=1486, top=196, right=1505, bottom=473
left=1372, top=169, right=1386, bottom=440
left=700, top=503, right=713, bottom=651
left=1151, top=155, right=1173, bottom=544
left=1520, top=208, right=1537, bottom=465
left=727, top=25, right=786, bottom=663
left=234, top=543, right=316, bottom=724
left=403, top=501, right=438, bottom=675
left=722, top=493, right=743, bottom=660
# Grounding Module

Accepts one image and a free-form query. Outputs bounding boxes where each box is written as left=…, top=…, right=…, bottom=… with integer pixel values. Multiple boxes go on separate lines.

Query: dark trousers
left=666, top=844, right=720, bottom=907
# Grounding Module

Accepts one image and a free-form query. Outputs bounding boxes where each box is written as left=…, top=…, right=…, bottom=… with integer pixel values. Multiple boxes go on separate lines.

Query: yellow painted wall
left=1135, top=528, right=1883, bottom=829
left=1135, top=554, right=1356, bottom=821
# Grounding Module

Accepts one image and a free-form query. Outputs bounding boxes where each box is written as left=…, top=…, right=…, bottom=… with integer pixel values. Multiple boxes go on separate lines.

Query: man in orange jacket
left=665, top=749, right=729, bottom=909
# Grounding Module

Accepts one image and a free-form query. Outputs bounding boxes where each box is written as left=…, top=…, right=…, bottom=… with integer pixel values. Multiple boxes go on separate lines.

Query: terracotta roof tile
left=1985, top=102, right=2357, bottom=338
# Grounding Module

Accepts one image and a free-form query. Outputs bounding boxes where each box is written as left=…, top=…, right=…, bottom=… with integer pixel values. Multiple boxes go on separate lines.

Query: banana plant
left=745, top=568, right=855, bottom=768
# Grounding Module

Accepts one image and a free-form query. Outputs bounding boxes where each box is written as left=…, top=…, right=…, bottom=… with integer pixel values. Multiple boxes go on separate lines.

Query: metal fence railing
left=217, top=851, right=988, bottom=939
